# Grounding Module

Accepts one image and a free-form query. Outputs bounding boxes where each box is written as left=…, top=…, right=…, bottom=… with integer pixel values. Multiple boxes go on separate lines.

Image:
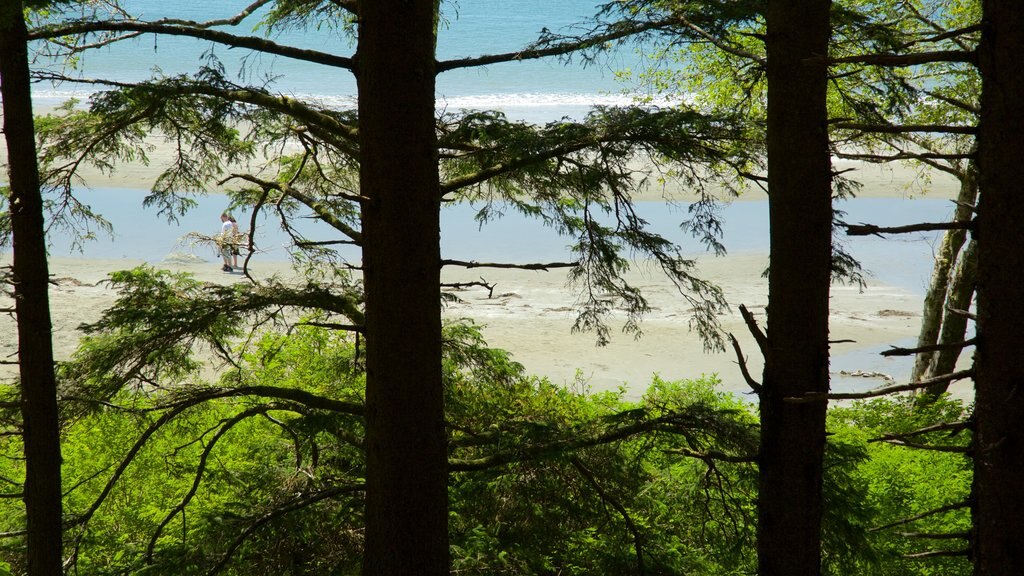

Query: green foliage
left=827, top=395, right=973, bottom=575
left=0, top=298, right=977, bottom=575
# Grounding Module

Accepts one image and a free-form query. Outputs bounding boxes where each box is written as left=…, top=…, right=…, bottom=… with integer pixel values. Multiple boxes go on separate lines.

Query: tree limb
left=441, top=259, right=577, bottom=271
left=871, top=501, right=969, bottom=532
left=737, top=304, right=767, bottom=357
left=843, top=220, right=975, bottom=236
left=30, top=20, right=355, bottom=71
left=881, top=337, right=977, bottom=357
left=831, top=122, right=977, bottom=135
left=787, top=369, right=974, bottom=402
left=728, top=332, right=761, bottom=393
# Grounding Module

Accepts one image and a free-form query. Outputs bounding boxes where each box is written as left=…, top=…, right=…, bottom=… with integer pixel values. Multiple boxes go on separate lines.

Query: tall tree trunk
left=912, top=160, right=978, bottom=383
left=0, top=3, right=64, bottom=574
left=356, top=1, right=448, bottom=574
left=972, top=1, right=1024, bottom=574
left=924, top=237, right=976, bottom=390
left=758, top=0, right=832, bottom=574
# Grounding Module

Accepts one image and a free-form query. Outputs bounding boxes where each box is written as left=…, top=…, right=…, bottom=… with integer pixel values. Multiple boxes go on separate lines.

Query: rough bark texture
left=0, top=3, right=64, bottom=574
left=758, top=0, right=832, bottom=574
left=356, top=1, right=448, bottom=574
left=972, top=1, right=1024, bottom=574
left=913, top=161, right=977, bottom=385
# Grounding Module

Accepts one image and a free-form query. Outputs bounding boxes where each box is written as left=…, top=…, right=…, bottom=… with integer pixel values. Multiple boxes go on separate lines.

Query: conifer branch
left=31, top=21, right=355, bottom=70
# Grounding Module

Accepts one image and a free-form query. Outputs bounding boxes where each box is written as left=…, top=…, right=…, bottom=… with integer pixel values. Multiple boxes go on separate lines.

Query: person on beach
left=219, top=212, right=235, bottom=272
left=228, top=214, right=241, bottom=268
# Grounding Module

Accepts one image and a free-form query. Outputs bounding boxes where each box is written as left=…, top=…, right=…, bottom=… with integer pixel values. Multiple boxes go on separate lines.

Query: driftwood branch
left=787, top=369, right=974, bottom=403
left=881, top=337, right=977, bottom=357
left=441, top=280, right=496, bottom=298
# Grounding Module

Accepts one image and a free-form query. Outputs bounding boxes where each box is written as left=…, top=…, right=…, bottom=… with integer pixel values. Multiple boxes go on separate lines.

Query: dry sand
left=1, top=249, right=971, bottom=402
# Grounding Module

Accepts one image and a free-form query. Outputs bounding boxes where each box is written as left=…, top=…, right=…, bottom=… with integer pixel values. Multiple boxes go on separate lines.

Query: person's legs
left=221, top=245, right=233, bottom=271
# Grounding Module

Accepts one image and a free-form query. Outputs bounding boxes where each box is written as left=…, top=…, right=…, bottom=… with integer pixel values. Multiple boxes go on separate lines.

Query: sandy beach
left=1, top=245, right=971, bottom=402
left=1, top=122, right=971, bottom=401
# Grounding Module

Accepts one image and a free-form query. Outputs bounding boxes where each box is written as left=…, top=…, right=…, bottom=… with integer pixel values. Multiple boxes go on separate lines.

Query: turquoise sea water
left=34, top=0, right=659, bottom=122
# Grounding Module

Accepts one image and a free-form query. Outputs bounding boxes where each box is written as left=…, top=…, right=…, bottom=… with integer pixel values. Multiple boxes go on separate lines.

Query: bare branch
left=440, top=259, right=576, bottom=271
left=871, top=501, right=969, bottom=532
left=738, top=304, right=767, bottom=357
left=728, top=332, right=762, bottom=394
left=663, top=447, right=757, bottom=464
left=897, top=531, right=971, bottom=540
left=298, top=321, right=365, bottom=333
left=831, top=122, right=977, bottom=135
left=876, top=439, right=969, bottom=453
left=903, top=549, right=970, bottom=559
left=870, top=421, right=971, bottom=443
left=819, top=50, right=975, bottom=67
left=437, top=18, right=676, bottom=72
left=881, top=337, right=977, bottom=357
left=787, top=369, right=974, bottom=402
left=834, top=151, right=974, bottom=163
left=843, top=220, right=975, bottom=237
left=571, top=457, right=647, bottom=575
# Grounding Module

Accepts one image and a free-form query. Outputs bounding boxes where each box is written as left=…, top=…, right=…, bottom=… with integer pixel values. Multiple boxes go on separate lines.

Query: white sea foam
left=33, top=88, right=684, bottom=122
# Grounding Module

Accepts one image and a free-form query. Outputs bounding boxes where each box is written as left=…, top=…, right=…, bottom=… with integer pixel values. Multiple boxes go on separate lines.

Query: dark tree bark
left=356, top=1, right=448, bottom=574
left=972, top=1, right=1024, bottom=574
left=758, top=0, right=833, bottom=574
left=0, top=3, right=64, bottom=574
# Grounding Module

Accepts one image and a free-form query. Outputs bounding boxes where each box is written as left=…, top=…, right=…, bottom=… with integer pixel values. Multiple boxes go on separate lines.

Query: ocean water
left=34, top=0, right=660, bottom=122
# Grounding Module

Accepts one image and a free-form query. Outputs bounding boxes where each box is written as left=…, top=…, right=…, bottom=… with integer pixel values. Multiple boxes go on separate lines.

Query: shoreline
left=0, top=253, right=972, bottom=403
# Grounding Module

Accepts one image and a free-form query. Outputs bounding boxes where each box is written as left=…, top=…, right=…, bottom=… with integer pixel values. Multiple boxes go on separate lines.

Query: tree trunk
left=0, top=3, right=64, bottom=574
left=972, top=1, right=1024, bottom=574
left=924, top=238, right=977, bottom=395
left=356, top=1, right=448, bottom=574
left=758, top=1, right=832, bottom=575
left=912, top=160, right=977, bottom=383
